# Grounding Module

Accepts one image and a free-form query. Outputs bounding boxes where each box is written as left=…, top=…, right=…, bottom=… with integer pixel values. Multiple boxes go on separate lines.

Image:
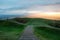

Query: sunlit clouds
left=1, top=4, right=60, bottom=20
left=5, top=10, right=27, bottom=15
left=26, top=12, right=60, bottom=20
left=0, top=0, right=60, bottom=20
left=25, top=4, right=60, bottom=20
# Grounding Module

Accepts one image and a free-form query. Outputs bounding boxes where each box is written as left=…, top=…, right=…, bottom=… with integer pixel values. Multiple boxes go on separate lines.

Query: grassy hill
left=34, top=27, right=60, bottom=40
left=0, top=18, right=60, bottom=40
left=28, top=18, right=60, bottom=28
left=30, top=18, right=60, bottom=40
left=0, top=19, right=27, bottom=40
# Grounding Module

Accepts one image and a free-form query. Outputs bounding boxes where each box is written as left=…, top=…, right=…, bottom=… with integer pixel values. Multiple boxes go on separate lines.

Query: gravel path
left=19, top=25, right=39, bottom=40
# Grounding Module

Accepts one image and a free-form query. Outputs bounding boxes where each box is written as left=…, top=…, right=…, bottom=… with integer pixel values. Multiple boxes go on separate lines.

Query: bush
left=48, top=20, right=60, bottom=28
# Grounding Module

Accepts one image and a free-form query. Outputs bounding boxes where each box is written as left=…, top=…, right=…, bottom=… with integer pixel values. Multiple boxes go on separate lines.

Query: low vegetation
left=0, top=20, right=26, bottom=40
left=47, top=20, right=60, bottom=28
left=13, top=18, right=31, bottom=24
left=33, top=18, right=60, bottom=40
left=34, top=27, right=60, bottom=40
left=29, top=18, right=60, bottom=28
left=0, top=18, right=60, bottom=40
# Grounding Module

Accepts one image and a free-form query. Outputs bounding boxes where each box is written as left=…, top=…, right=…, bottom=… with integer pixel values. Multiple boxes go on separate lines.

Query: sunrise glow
left=26, top=11, right=60, bottom=20
left=45, top=12, right=56, bottom=15
left=0, top=0, right=60, bottom=20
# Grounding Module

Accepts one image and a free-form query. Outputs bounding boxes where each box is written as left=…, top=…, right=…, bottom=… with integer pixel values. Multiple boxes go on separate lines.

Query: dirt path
left=19, top=25, right=39, bottom=40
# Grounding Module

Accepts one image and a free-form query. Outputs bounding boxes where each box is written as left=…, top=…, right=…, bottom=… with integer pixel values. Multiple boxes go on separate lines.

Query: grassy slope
left=0, top=18, right=60, bottom=40
left=0, top=20, right=26, bottom=40
left=28, top=18, right=53, bottom=26
left=34, top=27, right=60, bottom=40
left=28, top=18, right=60, bottom=40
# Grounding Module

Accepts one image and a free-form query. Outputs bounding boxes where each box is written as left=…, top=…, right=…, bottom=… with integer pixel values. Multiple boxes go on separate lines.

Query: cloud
left=0, top=0, right=60, bottom=20
left=4, top=10, right=27, bottom=15
left=28, top=4, right=60, bottom=12
left=0, top=0, right=60, bottom=9
left=26, top=4, right=60, bottom=20
left=26, top=12, right=60, bottom=20
left=0, top=4, right=60, bottom=15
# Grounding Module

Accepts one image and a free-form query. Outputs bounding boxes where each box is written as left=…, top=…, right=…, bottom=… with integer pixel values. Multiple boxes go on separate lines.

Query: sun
left=45, top=12, right=56, bottom=15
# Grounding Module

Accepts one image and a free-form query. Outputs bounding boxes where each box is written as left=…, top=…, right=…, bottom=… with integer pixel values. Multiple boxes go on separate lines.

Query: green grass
left=28, top=18, right=48, bottom=26
left=0, top=18, right=60, bottom=40
left=0, top=20, right=26, bottom=40
left=34, top=27, right=60, bottom=40
left=29, top=18, right=60, bottom=40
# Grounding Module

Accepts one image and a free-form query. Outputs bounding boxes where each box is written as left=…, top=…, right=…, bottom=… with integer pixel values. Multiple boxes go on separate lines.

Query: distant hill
left=0, top=15, right=21, bottom=20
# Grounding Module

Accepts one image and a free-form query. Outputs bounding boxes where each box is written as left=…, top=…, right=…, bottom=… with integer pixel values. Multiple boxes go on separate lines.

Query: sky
left=0, top=0, right=60, bottom=20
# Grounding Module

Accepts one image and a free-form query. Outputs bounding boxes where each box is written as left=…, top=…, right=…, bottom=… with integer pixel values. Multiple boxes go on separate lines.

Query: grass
left=0, top=20, right=26, bottom=40
left=34, top=27, right=60, bottom=40
left=28, top=18, right=60, bottom=40
left=28, top=18, right=49, bottom=26
left=0, top=18, right=60, bottom=40
left=12, top=18, right=31, bottom=24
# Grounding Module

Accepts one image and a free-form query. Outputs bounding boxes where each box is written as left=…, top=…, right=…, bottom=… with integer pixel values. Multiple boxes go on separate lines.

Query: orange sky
left=26, top=12, right=60, bottom=20
left=26, top=4, right=60, bottom=20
